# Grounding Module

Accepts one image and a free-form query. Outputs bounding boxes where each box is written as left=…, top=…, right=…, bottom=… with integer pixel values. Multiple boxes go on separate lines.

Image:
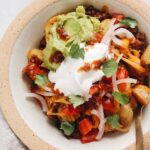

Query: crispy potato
left=132, top=84, right=150, bottom=105
left=131, top=49, right=140, bottom=58
left=116, top=125, right=130, bottom=132
left=27, top=49, right=43, bottom=61
left=104, top=122, right=114, bottom=132
left=119, top=104, right=133, bottom=127
left=114, top=52, right=148, bottom=77
left=99, top=19, right=111, bottom=34
left=105, top=104, right=133, bottom=133
left=128, top=52, right=141, bottom=65
left=141, top=45, right=150, bottom=66
left=45, top=16, right=57, bottom=42
left=121, top=57, right=147, bottom=77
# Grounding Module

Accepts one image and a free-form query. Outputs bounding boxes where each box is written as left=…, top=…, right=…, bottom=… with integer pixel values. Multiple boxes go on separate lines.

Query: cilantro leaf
left=69, top=95, right=85, bottom=108
left=69, top=43, right=85, bottom=59
left=107, top=114, right=119, bottom=129
left=60, top=121, right=75, bottom=136
left=102, top=59, right=118, bottom=77
left=112, top=92, right=129, bottom=106
left=120, top=17, right=137, bottom=28
left=35, top=75, right=48, bottom=87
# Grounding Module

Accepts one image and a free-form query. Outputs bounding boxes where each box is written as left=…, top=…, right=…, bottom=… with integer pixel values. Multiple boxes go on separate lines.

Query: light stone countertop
left=0, top=0, right=150, bottom=150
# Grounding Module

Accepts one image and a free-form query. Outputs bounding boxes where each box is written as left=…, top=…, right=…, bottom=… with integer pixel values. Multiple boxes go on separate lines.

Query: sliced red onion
left=107, top=51, right=115, bottom=60
left=111, top=54, right=124, bottom=92
left=116, top=78, right=137, bottom=85
left=112, top=36, right=122, bottom=46
left=113, top=23, right=122, bottom=30
left=101, top=19, right=122, bottom=59
left=103, top=22, right=121, bottom=46
left=113, top=28, right=135, bottom=39
left=101, top=18, right=116, bottom=45
left=26, top=93, right=48, bottom=112
left=116, top=53, right=124, bottom=63
left=106, top=93, right=112, bottom=98
left=91, top=105, right=106, bottom=140
left=112, top=73, right=119, bottom=92
left=112, top=28, right=135, bottom=47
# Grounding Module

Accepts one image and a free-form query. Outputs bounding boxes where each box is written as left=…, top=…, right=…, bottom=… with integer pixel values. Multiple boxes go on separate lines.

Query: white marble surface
left=0, top=0, right=150, bottom=150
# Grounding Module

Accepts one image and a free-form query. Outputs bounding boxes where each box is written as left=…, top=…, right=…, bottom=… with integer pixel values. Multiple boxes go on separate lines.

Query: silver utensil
left=135, top=105, right=144, bottom=150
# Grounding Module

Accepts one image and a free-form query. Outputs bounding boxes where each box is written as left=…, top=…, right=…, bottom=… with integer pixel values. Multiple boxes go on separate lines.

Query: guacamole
left=43, top=6, right=101, bottom=70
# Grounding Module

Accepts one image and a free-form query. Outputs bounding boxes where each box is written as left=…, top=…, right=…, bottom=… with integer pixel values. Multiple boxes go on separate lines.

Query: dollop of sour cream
left=48, top=43, right=108, bottom=98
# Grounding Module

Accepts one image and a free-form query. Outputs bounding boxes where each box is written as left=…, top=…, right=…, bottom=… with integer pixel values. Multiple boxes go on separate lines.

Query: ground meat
left=136, top=32, right=146, bottom=42
left=23, top=63, right=45, bottom=80
left=87, top=32, right=103, bottom=45
left=83, top=99, right=98, bottom=113
left=128, top=26, right=139, bottom=36
left=130, top=38, right=146, bottom=51
left=127, top=27, right=146, bottom=43
left=39, top=36, right=46, bottom=49
left=130, top=31, right=147, bottom=50
left=50, top=51, right=64, bottom=63
left=85, top=5, right=112, bottom=21
left=78, top=59, right=105, bottom=72
left=123, top=26, right=146, bottom=50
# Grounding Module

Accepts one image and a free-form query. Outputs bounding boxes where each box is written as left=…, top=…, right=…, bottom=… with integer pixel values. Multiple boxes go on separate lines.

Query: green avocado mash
left=43, top=6, right=101, bottom=71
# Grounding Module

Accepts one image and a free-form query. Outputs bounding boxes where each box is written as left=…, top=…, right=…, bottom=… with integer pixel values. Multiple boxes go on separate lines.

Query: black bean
left=85, top=5, right=111, bottom=21
left=39, top=36, right=46, bottom=49
left=50, top=51, right=64, bottom=63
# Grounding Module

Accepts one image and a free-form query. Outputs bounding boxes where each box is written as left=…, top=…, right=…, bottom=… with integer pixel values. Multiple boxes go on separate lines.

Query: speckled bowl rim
left=0, top=0, right=150, bottom=150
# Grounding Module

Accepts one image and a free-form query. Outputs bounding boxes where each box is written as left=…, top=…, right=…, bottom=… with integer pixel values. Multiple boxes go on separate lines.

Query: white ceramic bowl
left=0, top=0, right=150, bottom=150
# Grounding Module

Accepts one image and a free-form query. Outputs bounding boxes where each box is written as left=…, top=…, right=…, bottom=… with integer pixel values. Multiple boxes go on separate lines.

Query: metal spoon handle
left=135, top=107, right=144, bottom=150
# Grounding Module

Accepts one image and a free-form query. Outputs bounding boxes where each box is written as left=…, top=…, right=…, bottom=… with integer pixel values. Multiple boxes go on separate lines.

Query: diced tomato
left=102, top=99, right=115, bottom=113
left=79, top=118, right=93, bottom=135
left=62, top=105, right=79, bottom=117
left=56, top=27, right=70, bottom=41
left=112, top=13, right=125, bottom=23
left=23, top=63, right=45, bottom=80
left=117, top=66, right=128, bottom=79
left=81, top=129, right=98, bottom=143
left=89, top=85, right=100, bottom=95
left=116, top=65, right=129, bottom=91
